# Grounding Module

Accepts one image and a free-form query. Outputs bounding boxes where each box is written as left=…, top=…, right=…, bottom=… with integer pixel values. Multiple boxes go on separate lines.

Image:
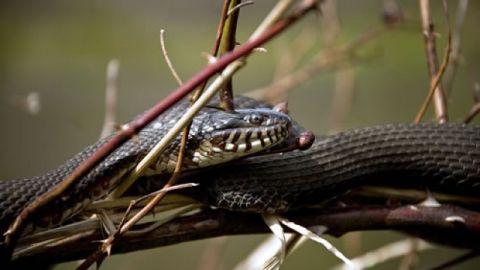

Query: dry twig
left=159, top=30, right=183, bottom=86
left=415, top=0, right=450, bottom=123
left=100, top=59, right=120, bottom=139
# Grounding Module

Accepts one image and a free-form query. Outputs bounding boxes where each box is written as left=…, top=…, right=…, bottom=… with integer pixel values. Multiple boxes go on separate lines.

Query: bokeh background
left=1, top=0, right=480, bottom=269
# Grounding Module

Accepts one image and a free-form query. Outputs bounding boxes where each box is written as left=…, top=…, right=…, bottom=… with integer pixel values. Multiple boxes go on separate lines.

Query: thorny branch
left=11, top=203, right=480, bottom=266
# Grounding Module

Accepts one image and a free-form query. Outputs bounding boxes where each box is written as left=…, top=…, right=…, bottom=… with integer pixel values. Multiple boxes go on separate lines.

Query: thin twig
left=416, top=0, right=449, bottom=123
left=160, top=29, right=183, bottom=86
left=131, top=183, right=198, bottom=207
left=413, top=40, right=451, bottom=124
left=227, top=1, right=254, bottom=17
left=115, top=184, right=197, bottom=233
left=100, top=59, right=120, bottom=139
left=212, top=0, right=233, bottom=58
left=464, top=102, right=480, bottom=124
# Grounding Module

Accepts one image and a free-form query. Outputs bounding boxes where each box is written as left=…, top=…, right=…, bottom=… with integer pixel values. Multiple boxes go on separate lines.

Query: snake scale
left=1, top=96, right=480, bottom=253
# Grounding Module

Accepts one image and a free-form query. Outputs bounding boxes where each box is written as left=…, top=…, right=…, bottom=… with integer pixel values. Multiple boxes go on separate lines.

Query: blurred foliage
left=1, top=0, right=480, bottom=269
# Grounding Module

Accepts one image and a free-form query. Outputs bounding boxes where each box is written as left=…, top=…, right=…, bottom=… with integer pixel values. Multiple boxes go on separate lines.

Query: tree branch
left=12, top=203, right=480, bottom=267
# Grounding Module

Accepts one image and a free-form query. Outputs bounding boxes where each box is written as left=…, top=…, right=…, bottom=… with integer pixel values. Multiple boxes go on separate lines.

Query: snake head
left=191, top=108, right=292, bottom=167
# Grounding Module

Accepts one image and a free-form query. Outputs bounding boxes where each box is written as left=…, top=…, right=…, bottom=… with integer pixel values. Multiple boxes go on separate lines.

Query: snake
left=1, top=96, right=480, bottom=254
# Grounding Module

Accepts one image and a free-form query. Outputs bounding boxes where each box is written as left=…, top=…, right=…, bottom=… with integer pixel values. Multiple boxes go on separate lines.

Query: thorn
left=253, top=47, right=268, bottom=53
left=201, top=52, right=218, bottom=64
left=309, top=225, right=328, bottom=235
left=445, top=216, right=466, bottom=224
left=115, top=124, right=141, bottom=143
left=273, top=102, right=288, bottom=114
left=3, top=229, right=11, bottom=237
left=104, top=243, right=112, bottom=257
left=301, top=0, right=321, bottom=14
left=418, top=189, right=441, bottom=207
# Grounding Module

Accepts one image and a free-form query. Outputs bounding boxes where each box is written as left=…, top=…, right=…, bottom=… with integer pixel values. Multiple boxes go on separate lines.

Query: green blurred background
left=1, top=0, right=480, bottom=269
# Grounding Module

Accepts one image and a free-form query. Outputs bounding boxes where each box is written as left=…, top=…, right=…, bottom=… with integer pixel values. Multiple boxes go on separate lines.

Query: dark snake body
left=187, top=122, right=480, bottom=213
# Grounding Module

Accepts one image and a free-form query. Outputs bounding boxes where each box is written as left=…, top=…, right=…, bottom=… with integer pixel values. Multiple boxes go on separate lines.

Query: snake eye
left=245, top=114, right=264, bottom=125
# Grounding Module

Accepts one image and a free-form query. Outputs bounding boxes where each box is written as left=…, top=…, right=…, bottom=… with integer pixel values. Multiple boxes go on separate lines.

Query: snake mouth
left=192, top=123, right=290, bottom=167
left=217, top=124, right=289, bottom=152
